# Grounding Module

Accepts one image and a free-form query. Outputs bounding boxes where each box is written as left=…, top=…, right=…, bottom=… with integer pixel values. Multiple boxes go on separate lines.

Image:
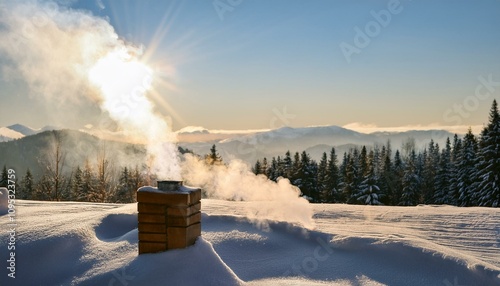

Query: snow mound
left=1, top=200, right=499, bottom=285
left=0, top=187, right=8, bottom=215
left=203, top=214, right=500, bottom=286
left=95, top=213, right=138, bottom=242
left=78, top=237, right=243, bottom=286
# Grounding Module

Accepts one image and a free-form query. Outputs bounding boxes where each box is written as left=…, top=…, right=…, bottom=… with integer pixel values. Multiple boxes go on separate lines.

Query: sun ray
left=149, top=87, right=188, bottom=128
left=141, top=2, right=180, bottom=63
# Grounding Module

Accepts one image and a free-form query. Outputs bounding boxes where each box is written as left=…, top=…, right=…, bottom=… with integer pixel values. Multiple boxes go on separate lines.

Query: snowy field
left=1, top=197, right=499, bottom=286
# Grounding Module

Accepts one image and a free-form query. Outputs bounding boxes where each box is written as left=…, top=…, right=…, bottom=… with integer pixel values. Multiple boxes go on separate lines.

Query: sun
left=88, top=48, right=156, bottom=126
left=89, top=48, right=153, bottom=98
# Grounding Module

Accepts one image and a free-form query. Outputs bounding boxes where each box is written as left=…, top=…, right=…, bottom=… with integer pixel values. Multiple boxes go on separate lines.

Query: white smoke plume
left=0, top=0, right=181, bottom=179
left=182, top=155, right=314, bottom=228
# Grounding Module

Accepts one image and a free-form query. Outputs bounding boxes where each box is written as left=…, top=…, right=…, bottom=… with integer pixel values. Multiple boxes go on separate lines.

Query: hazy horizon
left=0, top=121, right=486, bottom=136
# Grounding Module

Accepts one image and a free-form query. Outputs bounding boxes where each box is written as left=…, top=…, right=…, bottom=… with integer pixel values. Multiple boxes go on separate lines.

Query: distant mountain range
left=178, top=125, right=456, bottom=163
left=0, top=124, right=457, bottom=174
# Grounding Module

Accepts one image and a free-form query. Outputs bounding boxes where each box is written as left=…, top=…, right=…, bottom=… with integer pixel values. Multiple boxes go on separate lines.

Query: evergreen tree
left=422, top=140, right=439, bottom=203
left=367, top=149, right=375, bottom=175
left=291, top=152, right=301, bottom=184
left=81, top=161, right=96, bottom=202
left=275, top=156, right=285, bottom=179
left=449, top=134, right=463, bottom=205
left=372, top=146, right=382, bottom=178
left=115, top=167, right=131, bottom=203
left=457, top=128, right=478, bottom=206
left=392, top=150, right=404, bottom=205
left=20, top=168, right=34, bottom=200
left=338, top=153, right=347, bottom=202
left=339, top=152, right=355, bottom=203
left=474, top=100, right=500, bottom=207
left=401, top=150, right=420, bottom=206
left=451, top=134, right=463, bottom=163
left=72, top=166, right=84, bottom=201
left=0, top=165, right=8, bottom=188
left=356, top=155, right=382, bottom=205
left=283, top=151, right=293, bottom=178
left=379, top=147, right=393, bottom=205
left=378, top=145, right=386, bottom=170
left=420, top=148, right=430, bottom=202
left=434, top=138, right=453, bottom=204
left=113, top=166, right=142, bottom=203
left=349, top=148, right=363, bottom=204
left=385, top=140, right=393, bottom=160
left=309, top=161, right=319, bottom=202
left=206, top=144, right=223, bottom=165
left=416, top=151, right=425, bottom=204
left=293, top=151, right=318, bottom=202
left=261, top=157, right=269, bottom=177
left=61, top=172, right=73, bottom=201
left=253, top=160, right=262, bottom=175
left=359, top=146, right=368, bottom=178
left=325, top=148, right=340, bottom=203
left=129, top=166, right=144, bottom=201
left=268, top=157, right=279, bottom=181
left=317, top=152, right=329, bottom=202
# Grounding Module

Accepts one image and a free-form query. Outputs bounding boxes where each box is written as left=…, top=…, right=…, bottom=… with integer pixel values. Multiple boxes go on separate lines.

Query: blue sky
left=1, top=0, right=500, bottom=132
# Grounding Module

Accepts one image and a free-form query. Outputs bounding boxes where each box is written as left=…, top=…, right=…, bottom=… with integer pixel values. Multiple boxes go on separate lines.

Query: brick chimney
left=137, top=181, right=201, bottom=254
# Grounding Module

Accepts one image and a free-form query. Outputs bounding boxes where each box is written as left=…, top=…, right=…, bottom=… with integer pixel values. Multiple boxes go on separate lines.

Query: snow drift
left=0, top=199, right=499, bottom=286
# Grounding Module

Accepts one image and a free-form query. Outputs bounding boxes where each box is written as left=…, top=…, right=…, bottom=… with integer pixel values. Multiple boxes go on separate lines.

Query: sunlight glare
left=88, top=48, right=158, bottom=136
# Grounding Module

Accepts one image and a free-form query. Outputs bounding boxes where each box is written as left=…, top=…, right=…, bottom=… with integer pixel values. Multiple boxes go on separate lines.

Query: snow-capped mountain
left=0, top=127, right=24, bottom=142
left=0, top=124, right=60, bottom=142
left=7, top=124, right=39, bottom=136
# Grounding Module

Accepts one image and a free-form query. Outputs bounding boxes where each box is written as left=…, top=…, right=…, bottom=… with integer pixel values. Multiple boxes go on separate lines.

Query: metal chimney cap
left=157, top=180, right=183, bottom=192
